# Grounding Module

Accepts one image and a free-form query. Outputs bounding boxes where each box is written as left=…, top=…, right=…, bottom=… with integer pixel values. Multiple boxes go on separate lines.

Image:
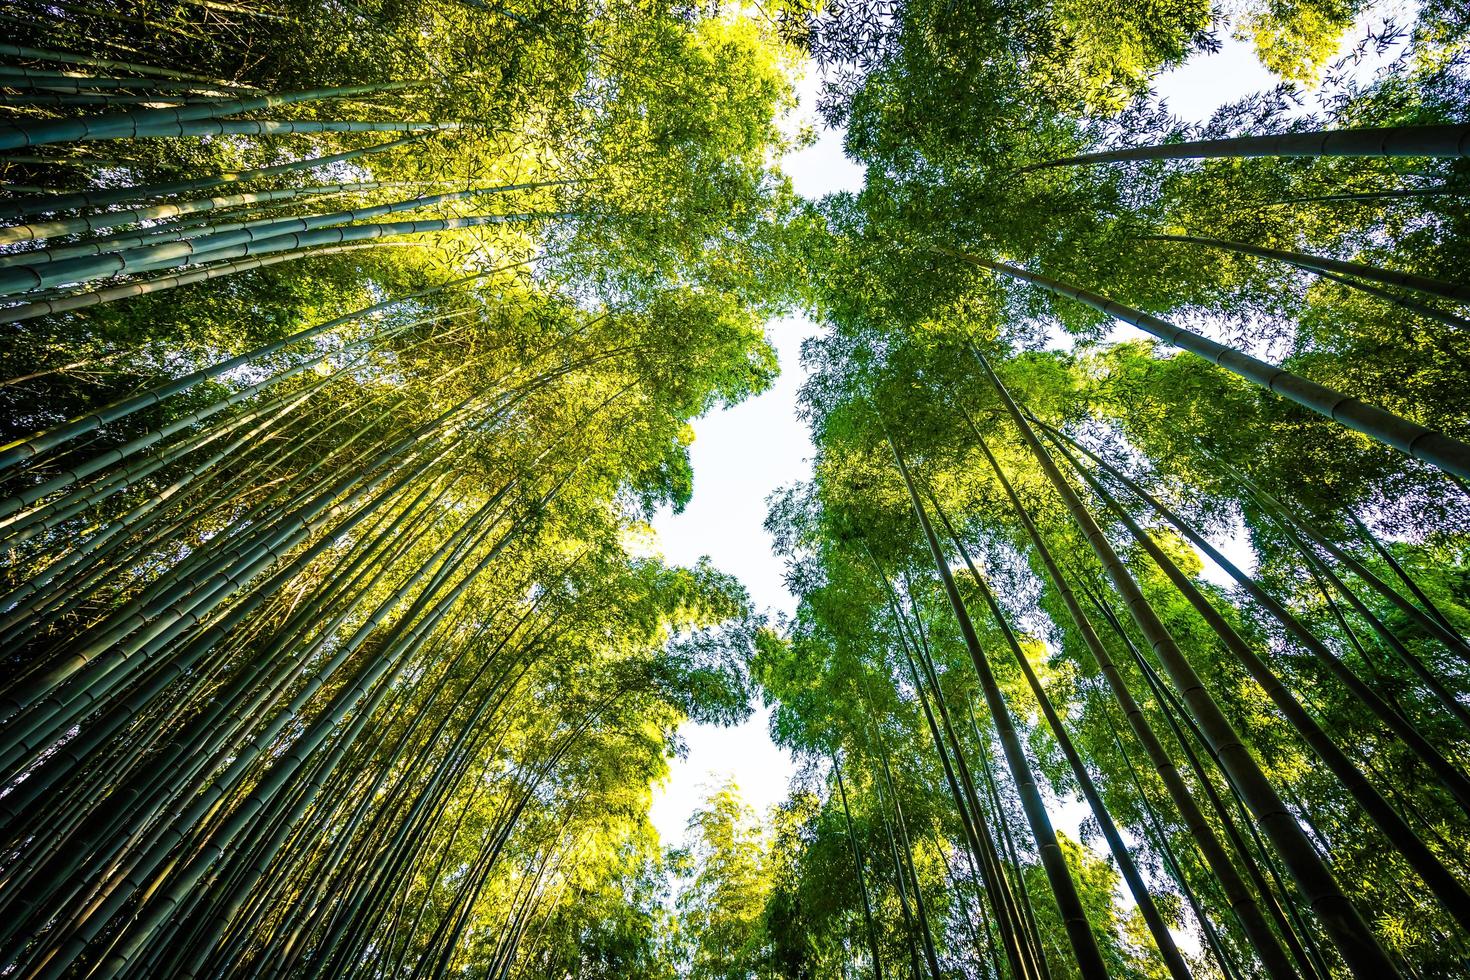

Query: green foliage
left=669, top=782, right=778, bottom=978
left=0, top=2, right=800, bottom=975
left=6, top=0, right=1470, bottom=975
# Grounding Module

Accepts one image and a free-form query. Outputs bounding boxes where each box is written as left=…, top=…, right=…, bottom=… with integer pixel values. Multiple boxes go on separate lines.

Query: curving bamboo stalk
left=0, top=208, right=561, bottom=296
left=0, top=242, right=432, bottom=324
left=1027, top=124, right=1470, bottom=170
left=0, top=80, right=421, bottom=150
left=942, top=247, right=1470, bottom=482
left=0, top=261, right=530, bottom=470
left=1146, top=234, right=1470, bottom=304
left=0, top=134, right=423, bottom=219
left=0, top=180, right=398, bottom=246
left=0, top=42, right=260, bottom=87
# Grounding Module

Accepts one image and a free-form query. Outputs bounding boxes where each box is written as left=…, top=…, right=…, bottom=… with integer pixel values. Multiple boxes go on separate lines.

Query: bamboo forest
left=5, top=0, right=1470, bottom=976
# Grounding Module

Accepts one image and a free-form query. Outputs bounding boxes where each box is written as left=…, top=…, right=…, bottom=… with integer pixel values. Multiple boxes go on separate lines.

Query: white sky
left=646, top=312, right=821, bottom=842
left=648, top=10, right=1405, bottom=845
left=648, top=69, right=863, bottom=842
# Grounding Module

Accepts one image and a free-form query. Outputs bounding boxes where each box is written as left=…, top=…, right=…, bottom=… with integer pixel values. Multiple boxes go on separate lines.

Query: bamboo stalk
left=929, top=492, right=1194, bottom=980
left=1038, top=420, right=1470, bottom=813
left=0, top=134, right=423, bottom=219
left=0, top=209, right=560, bottom=296
left=942, top=247, right=1470, bottom=482
left=0, top=262, right=526, bottom=470
left=1147, top=234, right=1470, bottom=305
left=0, top=242, right=433, bottom=324
left=0, top=80, right=420, bottom=150
left=0, top=42, right=259, bottom=87
left=961, top=402, right=1292, bottom=977
left=1045, top=425, right=1470, bottom=936
left=1027, top=125, right=1470, bottom=170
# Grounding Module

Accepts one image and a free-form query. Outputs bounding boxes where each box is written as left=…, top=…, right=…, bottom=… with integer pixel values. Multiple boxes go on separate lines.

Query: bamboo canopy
left=5, top=0, right=1470, bottom=976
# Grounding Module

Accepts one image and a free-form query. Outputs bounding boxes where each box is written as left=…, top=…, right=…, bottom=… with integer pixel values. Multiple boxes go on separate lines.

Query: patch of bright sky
left=646, top=311, right=822, bottom=843
left=648, top=66, right=862, bottom=844
left=649, top=10, right=1408, bottom=846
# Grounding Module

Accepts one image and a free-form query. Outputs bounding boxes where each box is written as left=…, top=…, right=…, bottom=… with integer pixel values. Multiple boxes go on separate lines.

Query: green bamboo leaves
left=0, top=6, right=799, bottom=977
